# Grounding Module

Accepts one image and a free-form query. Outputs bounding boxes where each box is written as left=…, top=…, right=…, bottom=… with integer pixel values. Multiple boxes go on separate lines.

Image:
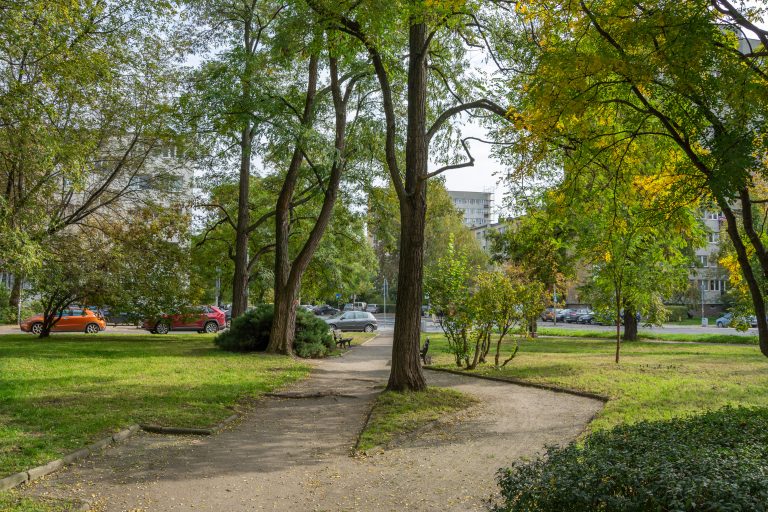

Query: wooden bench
left=332, top=329, right=353, bottom=349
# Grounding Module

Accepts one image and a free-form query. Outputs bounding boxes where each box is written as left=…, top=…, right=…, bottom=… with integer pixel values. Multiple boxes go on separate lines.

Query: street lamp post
left=701, top=280, right=707, bottom=327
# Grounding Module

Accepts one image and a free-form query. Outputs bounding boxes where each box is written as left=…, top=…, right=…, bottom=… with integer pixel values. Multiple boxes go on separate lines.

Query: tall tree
left=307, top=0, right=510, bottom=390
left=500, top=0, right=768, bottom=356
left=183, top=0, right=286, bottom=318
left=267, top=46, right=373, bottom=354
left=0, top=0, right=182, bottom=309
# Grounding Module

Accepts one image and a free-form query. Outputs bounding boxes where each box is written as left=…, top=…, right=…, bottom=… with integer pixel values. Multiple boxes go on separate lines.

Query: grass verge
left=357, top=387, right=478, bottom=452
left=0, top=491, right=82, bottom=512
left=537, top=326, right=757, bottom=344
left=426, top=334, right=768, bottom=431
left=0, top=333, right=309, bottom=478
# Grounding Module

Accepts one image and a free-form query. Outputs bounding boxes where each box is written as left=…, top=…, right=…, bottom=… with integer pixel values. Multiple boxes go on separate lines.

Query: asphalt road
left=0, top=314, right=755, bottom=337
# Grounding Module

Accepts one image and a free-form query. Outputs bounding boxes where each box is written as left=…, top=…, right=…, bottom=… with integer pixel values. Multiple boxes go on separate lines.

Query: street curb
left=424, top=366, right=610, bottom=402
left=0, top=424, right=141, bottom=493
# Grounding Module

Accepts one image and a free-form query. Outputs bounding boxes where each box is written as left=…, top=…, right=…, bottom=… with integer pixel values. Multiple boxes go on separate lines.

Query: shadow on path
left=24, top=335, right=602, bottom=511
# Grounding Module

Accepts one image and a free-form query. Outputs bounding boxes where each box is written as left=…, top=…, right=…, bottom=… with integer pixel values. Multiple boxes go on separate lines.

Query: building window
left=705, top=210, right=722, bottom=220
left=707, top=231, right=720, bottom=243
left=697, top=255, right=708, bottom=267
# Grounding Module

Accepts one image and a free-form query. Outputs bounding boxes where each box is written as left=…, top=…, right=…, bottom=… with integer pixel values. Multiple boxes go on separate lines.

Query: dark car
left=142, top=305, right=226, bottom=334
left=564, top=309, right=591, bottom=323
left=576, top=311, right=595, bottom=324
left=555, top=309, right=572, bottom=322
left=325, top=311, right=378, bottom=332
left=313, top=304, right=340, bottom=316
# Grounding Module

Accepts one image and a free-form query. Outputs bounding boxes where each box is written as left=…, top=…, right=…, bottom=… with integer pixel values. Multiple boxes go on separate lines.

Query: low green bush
left=494, top=406, right=768, bottom=512
left=666, top=304, right=691, bottom=322
left=214, top=304, right=333, bottom=357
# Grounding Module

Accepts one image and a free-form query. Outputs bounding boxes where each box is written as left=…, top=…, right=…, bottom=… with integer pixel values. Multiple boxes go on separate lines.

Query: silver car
left=325, top=311, right=378, bottom=332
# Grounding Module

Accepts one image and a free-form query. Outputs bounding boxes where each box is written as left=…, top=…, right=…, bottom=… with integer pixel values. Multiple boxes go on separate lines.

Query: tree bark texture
left=386, top=21, right=429, bottom=392
left=623, top=304, right=638, bottom=341
left=231, top=124, right=253, bottom=318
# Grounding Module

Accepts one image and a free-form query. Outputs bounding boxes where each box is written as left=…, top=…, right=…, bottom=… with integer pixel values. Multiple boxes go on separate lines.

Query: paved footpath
left=24, top=335, right=602, bottom=511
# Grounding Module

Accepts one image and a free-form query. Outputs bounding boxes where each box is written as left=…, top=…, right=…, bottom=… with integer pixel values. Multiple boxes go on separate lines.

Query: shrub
left=214, top=304, right=333, bottom=357
left=493, top=407, right=768, bottom=512
left=666, top=304, right=690, bottom=322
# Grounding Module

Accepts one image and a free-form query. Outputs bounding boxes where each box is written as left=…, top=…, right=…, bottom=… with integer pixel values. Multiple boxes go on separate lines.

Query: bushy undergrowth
left=214, top=304, right=333, bottom=357
left=494, top=407, right=768, bottom=512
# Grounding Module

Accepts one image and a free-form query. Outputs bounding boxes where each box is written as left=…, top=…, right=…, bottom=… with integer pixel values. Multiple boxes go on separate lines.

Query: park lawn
left=426, top=334, right=768, bottom=432
left=537, top=326, right=758, bottom=344
left=0, top=333, right=309, bottom=478
left=357, top=387, right=478, bottom=453
left=0, top=491, right=81, bottom=512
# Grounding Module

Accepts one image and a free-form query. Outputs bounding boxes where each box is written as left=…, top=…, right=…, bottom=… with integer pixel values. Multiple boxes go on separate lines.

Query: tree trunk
left=268, top=55, right=349, bottom=355
left=231, top=124, right=252, bottom=319
left=386, top=21, right=429, bottom=392
left=719, top=199, right=768, bottom=357
left=231, top=18, right=256, bottom=320
left=388, top=193, right=429, bottom=390
left=615, top=293, right=621, bottom=364
left=270, top=287, right=298, bottom=354
left=623, top=304, right=638, bottom=341
left=8, top=277, right=20, bottom=310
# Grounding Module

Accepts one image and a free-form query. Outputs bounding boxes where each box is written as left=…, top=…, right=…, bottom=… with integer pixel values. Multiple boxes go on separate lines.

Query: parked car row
left=715, top=312, right=759, bottom=328
left=20, top=305, right=228, bottom=335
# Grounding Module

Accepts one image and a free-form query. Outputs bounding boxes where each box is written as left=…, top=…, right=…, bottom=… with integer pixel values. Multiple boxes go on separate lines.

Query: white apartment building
left=447, top=190, right=495, bottom=228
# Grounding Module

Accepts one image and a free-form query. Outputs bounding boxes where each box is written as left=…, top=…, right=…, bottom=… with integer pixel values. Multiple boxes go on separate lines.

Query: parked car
left=576, top=311, right=596, bottom=324
left=20, top=307, right=106, bottom=335
left=540, top=307, right=555, bottom=321
left=313, top=304, right=340, bottom=316
left=325, top=311, right=378, bottom=332
left=365, top=304, right=379, bottom=313
left=564, top=309, right=591, bottom=323
left=142, top=305, right=226, bottom=334
left=554, top=309, right=572, bottom=322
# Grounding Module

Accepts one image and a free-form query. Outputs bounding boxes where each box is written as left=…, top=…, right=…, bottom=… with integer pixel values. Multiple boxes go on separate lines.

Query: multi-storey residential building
left=689, top=209, right=730, bottom=315
left=471, top=220, right=514, bottom=252
left=447, top=190, right=495, bottom=227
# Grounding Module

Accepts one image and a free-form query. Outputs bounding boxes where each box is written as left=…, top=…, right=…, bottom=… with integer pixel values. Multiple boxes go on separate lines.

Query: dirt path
left=24, top=335, right=602, bottom=511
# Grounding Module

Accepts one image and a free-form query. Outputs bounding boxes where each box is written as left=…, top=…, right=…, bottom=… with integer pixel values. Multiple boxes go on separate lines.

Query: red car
left=142, top=305, right=226, bottom=334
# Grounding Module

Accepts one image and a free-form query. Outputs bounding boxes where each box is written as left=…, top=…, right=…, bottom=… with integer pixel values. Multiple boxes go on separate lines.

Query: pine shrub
left=214, top=304, right=333, bottom=357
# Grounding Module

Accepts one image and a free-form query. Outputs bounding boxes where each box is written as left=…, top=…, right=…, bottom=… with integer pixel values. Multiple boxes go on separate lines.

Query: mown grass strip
left=357, top=387, right=478, bottom=453
left=537, top=326, right=758, bottom=344
left=426, top=334, right=768, bottom=432
left=0, top=491, right=83, bottom=512
left=0, top=333, right=309, bottom=477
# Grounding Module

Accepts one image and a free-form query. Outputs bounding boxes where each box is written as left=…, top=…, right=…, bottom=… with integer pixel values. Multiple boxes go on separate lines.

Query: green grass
left=357, top=387, right=478, bottom=452
left=537, top=326, right=758, bottom=344
left=0, top=492, right=81, bottom=512
left=0, top=333, right=309, bottom=478
left=426, top=334, right=768, bottom=432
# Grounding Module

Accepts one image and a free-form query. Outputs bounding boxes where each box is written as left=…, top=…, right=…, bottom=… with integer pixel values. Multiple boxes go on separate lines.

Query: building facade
left=447, top=190, right=495, bottom=228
